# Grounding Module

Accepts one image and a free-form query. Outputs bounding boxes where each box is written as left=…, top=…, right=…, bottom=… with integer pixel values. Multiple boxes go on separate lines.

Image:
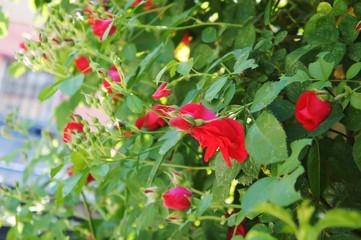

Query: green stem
left=102, top=156, right=214, bottom=170
left=191, top=188, right=206, bottom=196
left=81, top=192, right=96, bottom=239
left=198, top=215, right=224, bottom=222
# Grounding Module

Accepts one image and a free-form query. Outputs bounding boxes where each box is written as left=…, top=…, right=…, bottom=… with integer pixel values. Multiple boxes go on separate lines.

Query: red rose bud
left=163, top=186, right=192, bottom=210
left=92, top=19, right=116, bottom=40
left=181, top=30, right=191, bottom=44
left=171, top=170, right=185, bottom=185
left=295, top=91, right=332, bottom=131
left=74, top=56, right=91, bottom=74
left=123, top=131, right=133, bottom=136
left=64, top=38, right=74, bottom=42
left=153, top=104, right=177, bottom=117
left=144, top=187, right=160, bottom=201
left=168, top=211, right=185, bottom=224
left=52, top=38, right=61, bottom=44
left=356, top=21, right=361, bottom=31
left=152, top=83, right=172, bottom=99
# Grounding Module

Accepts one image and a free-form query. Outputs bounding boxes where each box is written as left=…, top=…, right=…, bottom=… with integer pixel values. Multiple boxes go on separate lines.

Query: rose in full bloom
left=63, top=120, right=84, bottom=143
left=135, top=105, right=176, bottom=131
left=67, top=166, right=94, bottom=185
left=92, top=19, right=116, bottom=40
left=163, top=186, right=192, bottom=210
left=226, top=212, right=246, bottom=240
left=170, top=103, right=248, bottom=166
left=152, top=83, right=172, bottom=99
left=103, top=65, right=123, bottom=102
left=74, top=56, right=91, bottom=74
left=295, top=91, right=332, bottom=131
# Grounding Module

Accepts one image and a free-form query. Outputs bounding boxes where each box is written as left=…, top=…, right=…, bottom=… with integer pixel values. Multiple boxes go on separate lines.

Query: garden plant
left=2, top=0, right=361, bottom=239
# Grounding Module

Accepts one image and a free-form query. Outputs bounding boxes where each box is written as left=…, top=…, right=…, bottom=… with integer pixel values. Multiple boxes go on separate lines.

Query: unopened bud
left=316, top=91, right=330, bottom=102
left=144, top=187, right=161, bottom=201
left=168, top=211, right=185, bottom=225
left=171, top=170, right=185, bottom=185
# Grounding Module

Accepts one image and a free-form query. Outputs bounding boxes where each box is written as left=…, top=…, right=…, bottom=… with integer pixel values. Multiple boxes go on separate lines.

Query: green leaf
left=71, top=151, right=87, bottom=170
left=233, top=47, right=258, bottom=74
left=234, top=24, right=256, bottom=49
left=285, top=44, right=316, bottom=74
left=308, top=52, right=334, bottom=80
left=346, top=62, right=361, bottom=79
left=196, top=194, right=213, bottom=216
left=176, top=58, right=194, bottom=75
left=275, top=139, right=312, bottom=176
left=90, top=164, right=109, bottom=177
left=205, top=76, right=228, bottom=102
left=252, top=202, right=297, bottom=232
left=350, top=92, right=361, bottom=110
left=245, top=111, right=288, bottom=164
left=55, top=183, right=64, bottom=205
left=269, top=100, right=295, bottom=122
left=353, top=134, right=361, bottom=172
left=136, top=203, right=156, bottom=235
left=274, top=31, right=287, bottom=45
left=307, top=141, right=321, bottom=201
left=159, top=129, right=182, bottom=155
left=201, top=27, right=217, bottom=43
left=208, top=49, right=244, bottom=72
left=8, top=62, right=27, bottom=78
left=311, top=209, right=361, bottom=240
left=137, top=44, right=164, bottom=78
left=339, top=14, right=359, bottom=43
left=332, top=0, right=347, bottom=16
left=59, top=74, right=84, bottom=96
left=65, top=51, right=77, bottom=68
left=62, top=172, right=82, bottom=197
left=38, top=85, right=59, bottom=102
left=250, top=81, right=286, bottom=112
left=192, top=44, right=213, bottom=69
left=50, top=164, right=64, bottom=178
left=123, top=43, right=137, bottom=61
left=348, top=42, right=361, bottom=62
left=279, top=70, right=309, bottom=86
left=213, top=152, right=242, bottom=202
left=264, top=0, right=272, bottom=25
left=0, top=7, right=9, bottom=37
left=147, top=154, right=164, bottom=187
left=246, top=231, right=277, bottom=240
left=241, top=167, right=303, bottom=214
left=126, top=95, right=143, bottom=113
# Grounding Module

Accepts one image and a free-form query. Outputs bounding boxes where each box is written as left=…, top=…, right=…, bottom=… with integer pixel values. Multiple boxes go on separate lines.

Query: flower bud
left=316, top=91, right=330, bottom=102
left=168, top=211, right=185, bottom=225
left=144, top=187, right=161, bottom=201
left=171, top=170, right=185, bottom=185
left=163, top=186, right=192, bottom=210
left=194, top=118, right=206, bottom=126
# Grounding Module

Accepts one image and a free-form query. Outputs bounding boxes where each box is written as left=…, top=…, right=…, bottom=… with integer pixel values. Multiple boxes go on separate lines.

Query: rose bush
left=2, top=0, right=361, bottom=239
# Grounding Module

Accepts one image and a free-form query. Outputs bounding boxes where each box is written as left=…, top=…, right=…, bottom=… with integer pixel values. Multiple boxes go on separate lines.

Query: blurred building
left=0, top=0, right=56, bottom=187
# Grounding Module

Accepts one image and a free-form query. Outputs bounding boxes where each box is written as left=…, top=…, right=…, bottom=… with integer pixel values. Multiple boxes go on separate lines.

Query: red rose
left=152, top=83, right=172, bottom=100
left=67, top=166, right=94, bottom=185
left=135, top=104, right=175, bottom=131
left=92, top=19, right=116, bottom=40
left=226, top=212, right=246, bottom=240
left=74, top=56, right=91, bottom=74
left=356, top=21, right=361, bottom=31
left=103, top=65, right=123, bottom=102
left=295, top=91, right=332, bottom=131
left=163, top=186, right=192, bottom=210
left=63, top=122, right=84, bottom=143
left=170, top=103, right=247, bottom=166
